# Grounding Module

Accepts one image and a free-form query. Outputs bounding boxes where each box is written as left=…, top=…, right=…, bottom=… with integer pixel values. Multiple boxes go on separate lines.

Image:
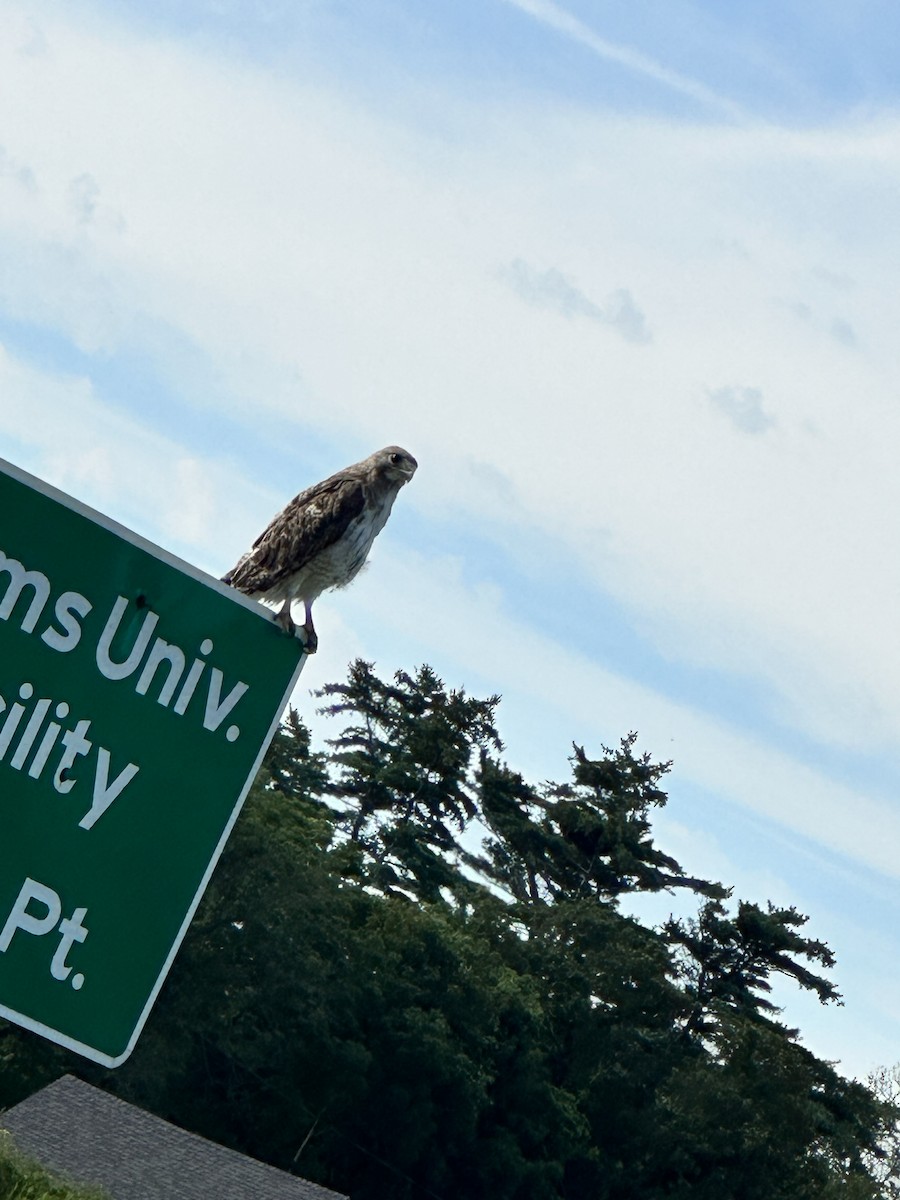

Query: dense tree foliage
left=1, top=660, right=896, bottom=1198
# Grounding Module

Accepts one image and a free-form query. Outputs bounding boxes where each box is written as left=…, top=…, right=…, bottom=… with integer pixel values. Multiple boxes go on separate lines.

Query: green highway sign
left=0, top=457, right=306, bottom=1066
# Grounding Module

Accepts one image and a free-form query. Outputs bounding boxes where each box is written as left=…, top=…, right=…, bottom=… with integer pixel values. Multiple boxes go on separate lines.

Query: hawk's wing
left=224, top=471, right=367, bottom=592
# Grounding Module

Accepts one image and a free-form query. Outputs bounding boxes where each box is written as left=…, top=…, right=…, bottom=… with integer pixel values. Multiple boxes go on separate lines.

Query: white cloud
left=2, top=5, right=900, bottom=836
left=499, top=259, right=652, bottom=343
left=326, top=544, right=900, bottom=884
left=67, top=172, right=99, bottom=224
left=500, top=0, right=748, bottom=121
left=830, top=316, right=857, bottom=346
left=708, top=384, right=775, bottom=434
left=0, top=344, right=278, bottom=575
left=0, top=144, right=36, bottom=192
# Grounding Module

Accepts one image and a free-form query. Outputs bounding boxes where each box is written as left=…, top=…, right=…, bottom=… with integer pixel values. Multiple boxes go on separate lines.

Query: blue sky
left=3, top=0, right=900, bottom=1078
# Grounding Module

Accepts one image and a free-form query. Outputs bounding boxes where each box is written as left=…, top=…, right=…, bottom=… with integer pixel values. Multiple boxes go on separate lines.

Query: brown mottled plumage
left=222, top=445, right=417, bottom=652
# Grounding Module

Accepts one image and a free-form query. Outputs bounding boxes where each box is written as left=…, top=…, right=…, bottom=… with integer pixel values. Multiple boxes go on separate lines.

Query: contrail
left=501, top=0, right=748, bottom=123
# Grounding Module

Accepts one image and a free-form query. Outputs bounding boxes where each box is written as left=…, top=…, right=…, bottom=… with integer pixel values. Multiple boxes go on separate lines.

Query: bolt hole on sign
left=0, top=458, right=306, bottom=1066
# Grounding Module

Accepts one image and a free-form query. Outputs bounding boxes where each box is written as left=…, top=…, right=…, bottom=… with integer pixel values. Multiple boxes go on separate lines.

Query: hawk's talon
left=275, top=604, right=296, bottom=635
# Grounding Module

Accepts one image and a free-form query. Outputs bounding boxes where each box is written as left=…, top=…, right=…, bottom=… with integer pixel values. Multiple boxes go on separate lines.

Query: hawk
left=222, top=445, right=417, bottom=652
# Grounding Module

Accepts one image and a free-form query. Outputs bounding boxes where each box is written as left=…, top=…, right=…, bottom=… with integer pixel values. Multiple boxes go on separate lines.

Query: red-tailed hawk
left=222, top=445, right=417, bottom=652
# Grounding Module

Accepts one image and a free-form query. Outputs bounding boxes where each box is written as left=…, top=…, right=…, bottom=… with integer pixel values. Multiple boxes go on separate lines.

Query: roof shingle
left=1, top=1074, right=347, bottom=1200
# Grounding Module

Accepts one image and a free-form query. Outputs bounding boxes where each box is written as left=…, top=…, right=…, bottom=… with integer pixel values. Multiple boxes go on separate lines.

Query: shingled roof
left=1, top=1074, right=347, bottom=1200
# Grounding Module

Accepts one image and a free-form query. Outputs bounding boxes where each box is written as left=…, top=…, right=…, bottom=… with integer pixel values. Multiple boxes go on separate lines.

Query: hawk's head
left=374, top=445, right=418, bottom=486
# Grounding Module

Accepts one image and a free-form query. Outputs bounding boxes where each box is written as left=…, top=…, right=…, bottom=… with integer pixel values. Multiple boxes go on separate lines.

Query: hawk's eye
left=390, top=453, right=402, bottom=465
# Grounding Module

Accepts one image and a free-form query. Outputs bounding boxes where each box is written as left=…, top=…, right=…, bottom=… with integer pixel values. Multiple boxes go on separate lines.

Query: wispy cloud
left=708, top=385, right=775, bottom=435
left=66, top=172, right=126, bottom=232
left=68, top=172, right=100, bottom=224
left=830, top=317, right=856, bottom=347
left=500, top=0, right=748, bottom=122
left=5, top=0, right=900, bottom=822
left=0, top=144, right=36, bottom=192
left=500, top=258, right=652, bottom=343
left=812, top=265, right=855, bottom=291
left=335, top=544, right=900, bottom=887
left=0, top=344, right=270, bottom=570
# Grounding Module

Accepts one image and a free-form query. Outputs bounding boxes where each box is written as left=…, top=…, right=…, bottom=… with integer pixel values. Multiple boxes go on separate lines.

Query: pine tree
left=0, top=659, right=890, bottom=1200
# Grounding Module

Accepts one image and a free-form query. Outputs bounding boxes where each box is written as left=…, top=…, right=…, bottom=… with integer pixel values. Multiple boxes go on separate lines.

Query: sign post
left=0, top=457, right=306, bottom=1066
